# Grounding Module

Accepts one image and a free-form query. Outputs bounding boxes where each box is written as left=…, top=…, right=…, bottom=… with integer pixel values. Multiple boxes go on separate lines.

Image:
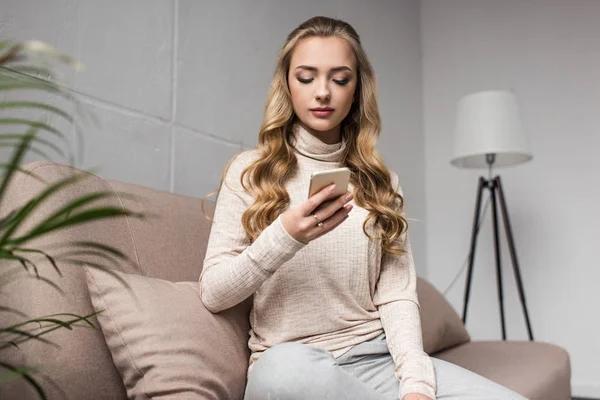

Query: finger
left=310, top=205, right=352, bottom=239
left=300, top=184, right=338, bottom=216
left=313, top=191, right=353, bottom=221
left=314, top=212, right=350, bottom=240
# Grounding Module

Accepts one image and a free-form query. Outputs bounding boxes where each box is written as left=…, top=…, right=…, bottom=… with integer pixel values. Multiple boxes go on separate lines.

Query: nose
left=315, top=82, right=330, bottom=102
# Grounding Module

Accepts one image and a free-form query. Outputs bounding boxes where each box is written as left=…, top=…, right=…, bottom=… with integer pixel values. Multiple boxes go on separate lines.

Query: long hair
left=204, top=16, right=408, bottom=255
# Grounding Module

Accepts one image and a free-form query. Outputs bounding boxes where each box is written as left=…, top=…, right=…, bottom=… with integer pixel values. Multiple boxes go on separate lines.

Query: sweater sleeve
left=199, top=152, right=307, bottom=312
left=373, top=172, right=437, bottom=400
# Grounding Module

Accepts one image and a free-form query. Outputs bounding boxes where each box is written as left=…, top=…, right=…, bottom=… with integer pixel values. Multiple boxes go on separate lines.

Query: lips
left=310, top=107, right=334, bottom=117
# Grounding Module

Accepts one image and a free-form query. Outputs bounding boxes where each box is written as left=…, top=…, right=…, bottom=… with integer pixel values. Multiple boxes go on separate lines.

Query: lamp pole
left=461, top=154, right=534, bottom=341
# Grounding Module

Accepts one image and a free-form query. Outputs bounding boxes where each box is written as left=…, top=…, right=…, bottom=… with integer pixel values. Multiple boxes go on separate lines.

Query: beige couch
left=0, top=161, right=571, bottom=399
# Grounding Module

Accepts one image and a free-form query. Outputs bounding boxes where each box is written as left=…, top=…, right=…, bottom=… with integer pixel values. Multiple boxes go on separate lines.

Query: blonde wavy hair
left=204, top=16, right=408, bottom=255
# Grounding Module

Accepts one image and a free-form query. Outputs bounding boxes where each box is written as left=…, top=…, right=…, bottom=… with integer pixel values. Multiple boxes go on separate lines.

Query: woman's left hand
left=403, top=393, right=433, bottom=400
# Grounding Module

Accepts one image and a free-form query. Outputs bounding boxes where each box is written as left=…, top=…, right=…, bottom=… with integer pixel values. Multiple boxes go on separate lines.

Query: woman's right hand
left=280, top=184, right=353, bottom=244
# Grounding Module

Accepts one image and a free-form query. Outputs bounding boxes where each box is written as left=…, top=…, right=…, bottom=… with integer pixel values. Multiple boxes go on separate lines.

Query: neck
left=289, top=123, right=347, bottom=163
left=299, top=122, right=341, bottom=145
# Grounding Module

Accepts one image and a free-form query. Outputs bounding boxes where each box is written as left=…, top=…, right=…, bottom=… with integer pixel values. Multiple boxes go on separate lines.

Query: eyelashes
left=296, top=77, right=350, bottom=86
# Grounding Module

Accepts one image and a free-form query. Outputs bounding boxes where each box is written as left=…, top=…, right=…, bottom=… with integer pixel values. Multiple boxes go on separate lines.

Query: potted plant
left=0, top=39, right=143, bottom=399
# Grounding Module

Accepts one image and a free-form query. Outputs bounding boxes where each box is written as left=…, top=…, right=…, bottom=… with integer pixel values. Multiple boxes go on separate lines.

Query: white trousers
left=244, top=333, right=527, bottom=400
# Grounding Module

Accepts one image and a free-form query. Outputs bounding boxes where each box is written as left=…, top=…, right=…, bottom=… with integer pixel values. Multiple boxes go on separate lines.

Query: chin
left=304, top=118, right=340, bottom=133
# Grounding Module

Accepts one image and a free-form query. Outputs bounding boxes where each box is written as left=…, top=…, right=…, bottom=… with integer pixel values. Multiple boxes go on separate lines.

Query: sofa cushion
left=416, top=278, right=471, bottom=355
left=435, top=341, right=571, bottom=400
left=85, top=266, right=251, bottom=400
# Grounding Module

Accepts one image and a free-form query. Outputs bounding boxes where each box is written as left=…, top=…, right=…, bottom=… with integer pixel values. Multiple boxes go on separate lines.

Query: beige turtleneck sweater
left=200, top=125, right=436, bottom=399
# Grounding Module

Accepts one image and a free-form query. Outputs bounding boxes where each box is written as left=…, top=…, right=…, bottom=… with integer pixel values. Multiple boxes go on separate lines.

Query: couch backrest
left=107, top=175, right=216, bottom=282
left=0, top=162, right=216, bottom=399
left=0, top=161, right=470, bottom=399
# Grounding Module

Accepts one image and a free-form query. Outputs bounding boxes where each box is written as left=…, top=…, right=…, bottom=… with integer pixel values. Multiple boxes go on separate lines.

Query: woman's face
left=288, top=36, right=358, bottom=144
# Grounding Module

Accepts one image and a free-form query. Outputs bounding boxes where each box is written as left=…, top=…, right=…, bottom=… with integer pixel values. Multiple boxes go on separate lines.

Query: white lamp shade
left=451, top=90, right=533, bottom=169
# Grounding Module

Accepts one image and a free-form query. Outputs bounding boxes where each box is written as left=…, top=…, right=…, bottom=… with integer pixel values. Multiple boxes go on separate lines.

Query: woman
left=200, top=16, right=525, bottom=400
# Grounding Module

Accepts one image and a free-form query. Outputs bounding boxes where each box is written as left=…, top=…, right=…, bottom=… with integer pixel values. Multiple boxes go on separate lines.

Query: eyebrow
left=295, top=65, right=353, bottom=73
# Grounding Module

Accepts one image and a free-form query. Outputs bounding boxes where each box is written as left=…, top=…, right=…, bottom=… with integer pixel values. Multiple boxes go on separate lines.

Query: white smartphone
left=308, top=167, right=351, bottom=200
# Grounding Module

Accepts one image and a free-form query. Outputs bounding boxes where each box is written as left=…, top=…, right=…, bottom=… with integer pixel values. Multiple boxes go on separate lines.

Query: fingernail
left=329, top=184, right=336, bottom=192
left=345, top=204, right=353, bottom=211
left=345, top=193, right=353, bottom=201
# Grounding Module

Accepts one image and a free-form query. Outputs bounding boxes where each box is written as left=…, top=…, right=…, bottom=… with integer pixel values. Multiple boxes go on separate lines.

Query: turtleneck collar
left=289, top=124, right=347, bottom=163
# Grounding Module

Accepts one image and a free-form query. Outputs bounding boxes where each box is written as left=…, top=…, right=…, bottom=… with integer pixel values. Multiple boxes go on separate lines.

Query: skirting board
left=572, top=382, right=600, bottom=399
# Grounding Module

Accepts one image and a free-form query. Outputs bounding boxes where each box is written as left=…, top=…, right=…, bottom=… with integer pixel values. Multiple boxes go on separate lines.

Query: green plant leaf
left=0, top=366, right=35, bottom=383
left=38, top=312, right=98, bottom=329
left=0, top=250, right=38, bottom=275
left=0, top=71, right=64, bottom=94
left=0, top=312, right=100, bottom=351
left=0, top=102, right=73, bottom=123
left=0, top=166, right=46, bottom=185
left=0, top=70, right=72, bottom=107
left=21, top=40, right=83, bottom=70
left=30, top=191, right=120, bottom=229
left=0, top=80, right=59, bottom=93
left=2, top=65, right=55, bottom=81
left=0, top=327, right=59, bottom=348
left=70, top=241, right=129, bottom=259
left=19, top=275, right=64, bottom=296
left=1, top=313, right=99, bottom=335
left=7, top=208, right=143, bottom=247
left=54, top=249, right=121, bottom=270
left=6, top=317, right=73, bottom=331
left=0, top=169, right=144, bottom=245
left=0, top=253, right=65, bottom=295
left=60, top=259, right=134, bottom=290
left=0, top=42, right=21, bottom=65
left=0, top=126, right=37, bottom=207
left=10, top=248, right=60, bottom=276
left=0, top=40, right=14, bottom=54
left=0, top=171, right=90, bottom=244
left=0, top=142, right=52, bottom=160
left=0, top=119, right=65, bottom=140
left=1, top=40, right=82, bottom=70
left=0, top=209, right=18, bottom=230
left=48, top=241, right=139, bottom=273
left=0, top=133, right=67, bottom=160
left=0, top=306, right=28, bottom=319
left=0, top=266, right=27, bottom=289
left=0, top=362, right=46, bottom=400
left=0, top=63, right=63, bottom=84
left=0, top=162, right=47, bottom=177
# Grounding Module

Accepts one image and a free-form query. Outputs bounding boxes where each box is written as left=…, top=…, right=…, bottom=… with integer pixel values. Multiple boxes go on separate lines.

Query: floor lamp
left=450, top=90, right=534, bottom=341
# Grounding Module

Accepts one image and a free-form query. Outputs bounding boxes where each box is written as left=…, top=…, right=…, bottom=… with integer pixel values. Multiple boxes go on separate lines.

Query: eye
left=297, top=77, right=314, bottom=84
left=333, top=78, right=350, bottom=86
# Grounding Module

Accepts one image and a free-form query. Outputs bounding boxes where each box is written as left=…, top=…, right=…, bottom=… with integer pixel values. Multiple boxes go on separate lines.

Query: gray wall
left=0, top=0, right=427, bottom=272
left=422, top=0, right=600, bottom=397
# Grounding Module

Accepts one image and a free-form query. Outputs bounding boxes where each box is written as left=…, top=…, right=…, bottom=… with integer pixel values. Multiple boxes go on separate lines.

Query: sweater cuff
left=276, top=215, right=308, bottom=246
left=400, top=384, right=436, bottom=400
left=244, top=215, right=306, bottom=275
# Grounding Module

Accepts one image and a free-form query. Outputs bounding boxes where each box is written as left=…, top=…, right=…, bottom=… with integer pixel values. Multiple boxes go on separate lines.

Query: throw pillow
left=417, top=277, right=471, bottom=355
left=85, top=267, right=251, bottom=400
